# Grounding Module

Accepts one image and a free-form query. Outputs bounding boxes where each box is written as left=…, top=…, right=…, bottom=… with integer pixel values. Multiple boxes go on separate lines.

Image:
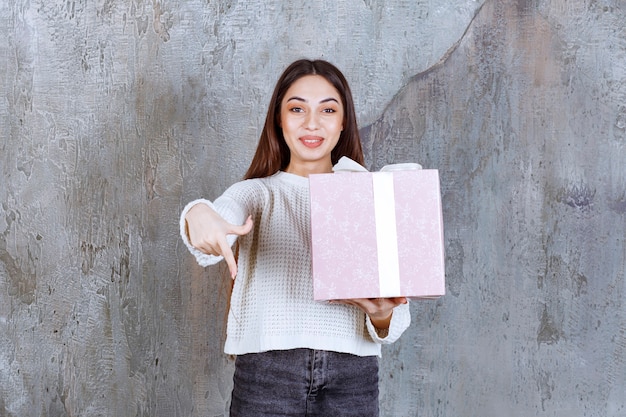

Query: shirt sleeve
left=365, top=301, right=411, bottom=344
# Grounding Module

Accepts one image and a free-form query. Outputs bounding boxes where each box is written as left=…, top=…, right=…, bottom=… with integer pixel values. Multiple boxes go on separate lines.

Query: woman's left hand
left=335, top=297, right=408, bottom=330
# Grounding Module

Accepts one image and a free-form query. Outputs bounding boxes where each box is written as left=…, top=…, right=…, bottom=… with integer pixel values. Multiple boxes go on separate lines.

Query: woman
left=180, top=59, right=410, bottom=416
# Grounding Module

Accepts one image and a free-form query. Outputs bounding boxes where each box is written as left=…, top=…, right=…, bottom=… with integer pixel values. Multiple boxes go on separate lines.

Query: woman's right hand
left=185, top=203, right=254, bottom=278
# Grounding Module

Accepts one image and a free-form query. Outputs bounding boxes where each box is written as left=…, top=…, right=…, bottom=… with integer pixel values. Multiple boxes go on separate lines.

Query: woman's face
left=280, top=75, right=344, bottom=176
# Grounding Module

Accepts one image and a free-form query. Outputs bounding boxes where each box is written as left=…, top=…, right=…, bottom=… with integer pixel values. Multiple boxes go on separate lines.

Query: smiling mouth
left=300, top=136, right=324, bottom=147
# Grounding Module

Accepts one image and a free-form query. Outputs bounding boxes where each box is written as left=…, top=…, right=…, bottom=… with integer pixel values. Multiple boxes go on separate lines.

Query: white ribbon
left=372, top=172, right=401, bottom=297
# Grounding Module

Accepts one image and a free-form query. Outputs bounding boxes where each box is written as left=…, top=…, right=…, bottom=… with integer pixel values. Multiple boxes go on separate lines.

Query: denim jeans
left=230, top=348, right=379, bottom=417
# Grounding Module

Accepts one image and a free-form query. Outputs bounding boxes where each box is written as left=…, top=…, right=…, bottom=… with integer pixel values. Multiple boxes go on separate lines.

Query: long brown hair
left=244, top=59, right=364, bottom=179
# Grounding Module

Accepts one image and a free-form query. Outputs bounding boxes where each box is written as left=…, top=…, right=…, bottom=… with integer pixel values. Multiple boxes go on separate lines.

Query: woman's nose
left=304, top=112, right=320, bottom=130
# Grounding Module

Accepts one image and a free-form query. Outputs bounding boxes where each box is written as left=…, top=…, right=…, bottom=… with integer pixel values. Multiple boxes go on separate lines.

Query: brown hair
left=244, top=59, right=364, bottom=179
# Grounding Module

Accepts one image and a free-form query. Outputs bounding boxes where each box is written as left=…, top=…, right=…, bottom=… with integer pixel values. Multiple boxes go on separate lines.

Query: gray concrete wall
left=1, top=0, right=624, bottom=416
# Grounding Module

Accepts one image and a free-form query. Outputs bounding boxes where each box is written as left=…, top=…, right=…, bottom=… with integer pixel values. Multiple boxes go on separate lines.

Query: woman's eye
left=322, top=108, right=336, bottom=113
left=290, top=107, right=304, bottom=113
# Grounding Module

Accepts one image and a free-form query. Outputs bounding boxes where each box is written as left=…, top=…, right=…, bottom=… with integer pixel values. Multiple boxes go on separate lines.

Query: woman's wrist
left=369, top=311, right=393, bottom=331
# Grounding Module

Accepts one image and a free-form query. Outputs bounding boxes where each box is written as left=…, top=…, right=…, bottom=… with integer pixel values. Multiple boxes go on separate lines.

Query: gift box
left=308, top=159, right=445, bottom=300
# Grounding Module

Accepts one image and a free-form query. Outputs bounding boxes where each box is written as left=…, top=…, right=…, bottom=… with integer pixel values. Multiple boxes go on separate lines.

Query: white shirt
left=180, top=171, right=410, bottom=356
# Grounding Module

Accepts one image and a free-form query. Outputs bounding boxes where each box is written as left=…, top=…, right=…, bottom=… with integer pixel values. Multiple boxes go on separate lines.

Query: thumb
left=229, top=215, right=253, bottom=236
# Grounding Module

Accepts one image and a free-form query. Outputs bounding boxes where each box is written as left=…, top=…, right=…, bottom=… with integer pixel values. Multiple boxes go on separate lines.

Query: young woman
left=180, top=59, right=410, bottom=416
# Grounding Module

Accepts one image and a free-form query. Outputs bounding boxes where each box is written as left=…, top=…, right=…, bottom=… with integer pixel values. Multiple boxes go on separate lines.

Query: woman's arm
left=180, top=198, right=253, bottom=277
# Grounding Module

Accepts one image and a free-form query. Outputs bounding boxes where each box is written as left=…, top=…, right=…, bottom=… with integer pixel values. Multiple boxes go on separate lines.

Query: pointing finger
left=218, top=238, right=238, bottom=279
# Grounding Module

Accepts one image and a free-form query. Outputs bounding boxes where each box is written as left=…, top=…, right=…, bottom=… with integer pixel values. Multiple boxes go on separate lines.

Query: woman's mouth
left=300, top=136, right=324, bottom=148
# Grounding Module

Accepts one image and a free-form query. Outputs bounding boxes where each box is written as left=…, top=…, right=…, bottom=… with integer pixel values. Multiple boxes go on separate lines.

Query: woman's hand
left=185, top=203, right=253, bottom=278
left=336, top=297, right=408, bottom=330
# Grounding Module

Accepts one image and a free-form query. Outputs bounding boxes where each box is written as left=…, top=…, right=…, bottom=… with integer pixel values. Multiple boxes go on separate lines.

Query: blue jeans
left=230, top=349, right=379, bottom=416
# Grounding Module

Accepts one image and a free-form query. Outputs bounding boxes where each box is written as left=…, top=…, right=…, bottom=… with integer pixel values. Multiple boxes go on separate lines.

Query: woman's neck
left=284, top=161, right=333, bottom=177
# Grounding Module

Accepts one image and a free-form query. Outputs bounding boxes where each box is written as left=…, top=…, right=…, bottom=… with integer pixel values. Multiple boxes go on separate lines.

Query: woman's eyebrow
left=286, top=96, right=307, bottom=103
left=286, top=96, right=339, bottom=104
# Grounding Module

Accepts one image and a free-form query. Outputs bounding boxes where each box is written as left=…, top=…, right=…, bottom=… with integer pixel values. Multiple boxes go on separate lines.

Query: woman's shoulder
left=266, top=171, right=309, bottom=187
left=236, top=171, right=308, bottom=187
left=222, top=171, right=307, bottom=200
left=223, top=176, right=268, bottom=196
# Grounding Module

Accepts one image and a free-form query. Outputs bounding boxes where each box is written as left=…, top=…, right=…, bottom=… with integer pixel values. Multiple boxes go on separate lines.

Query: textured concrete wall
left=1, top=0, right=625, bottom=416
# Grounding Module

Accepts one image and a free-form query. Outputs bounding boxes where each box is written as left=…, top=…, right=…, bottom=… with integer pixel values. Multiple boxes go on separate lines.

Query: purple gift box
left=309, top=166, right=445, bottom=301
